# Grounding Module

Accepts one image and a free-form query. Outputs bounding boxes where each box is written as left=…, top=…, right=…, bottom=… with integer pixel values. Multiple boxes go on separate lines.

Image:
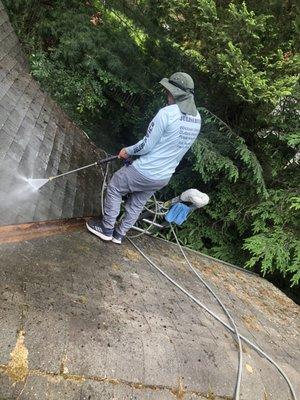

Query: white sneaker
left=112, top=230, right=125, bottom=244
left=86, top=220, right=113, bottom=241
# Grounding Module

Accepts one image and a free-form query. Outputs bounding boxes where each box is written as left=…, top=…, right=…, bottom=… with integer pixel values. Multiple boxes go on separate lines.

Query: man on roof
left=86, top=72, right=201, bottom=244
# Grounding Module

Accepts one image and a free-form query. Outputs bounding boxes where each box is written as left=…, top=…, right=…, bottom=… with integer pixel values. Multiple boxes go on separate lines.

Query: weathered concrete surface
left=0, top=230, right=299, bottom=399
left=0, top=1, right=107, bottom=226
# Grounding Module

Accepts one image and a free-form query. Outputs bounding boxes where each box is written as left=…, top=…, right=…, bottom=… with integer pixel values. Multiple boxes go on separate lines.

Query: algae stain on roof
left=123, top=248, right=141, bottom=262
left=170, top=378, right=185, bottom=399
left=242, top=314, right=261, bottom=332
left=6, top=330, right=28, bottom=382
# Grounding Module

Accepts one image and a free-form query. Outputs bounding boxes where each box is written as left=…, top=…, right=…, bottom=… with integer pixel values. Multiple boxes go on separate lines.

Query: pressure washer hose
left=169, top=224, right=243, bottom=399
left=128, top=236, right=297, bottom=400
left=128, top=202, right=244, bottom=398
left=99, top=156, right=297, bottom=400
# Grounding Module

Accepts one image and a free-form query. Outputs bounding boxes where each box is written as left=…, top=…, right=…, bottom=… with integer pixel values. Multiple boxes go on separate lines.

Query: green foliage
left=243, top=230, right=299, bottom=284
left=290, top=197, right=300, bottom=211
left=3, top=0, right=151, bottom=149
left=243, top=190, right=300, bottom=285
left=192, top=138, right=239, bottom=183
left=195, top=108, right=267, bottom=194
left=3, top=0, right=299, bottom=291
left=30, top=52, right=108, bottom=117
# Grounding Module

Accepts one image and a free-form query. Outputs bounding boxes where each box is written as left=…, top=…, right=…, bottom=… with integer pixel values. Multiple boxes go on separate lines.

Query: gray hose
left=128, top=237, right=297, bottom=400
left=100, top=167, right=297, bottom=400
left=169, top=223, right=243, bottom=399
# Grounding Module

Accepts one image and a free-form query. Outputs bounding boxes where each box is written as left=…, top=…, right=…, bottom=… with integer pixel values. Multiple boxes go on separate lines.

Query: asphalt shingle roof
left=0, top=230, right=299, bottom=399
left=0, top=1, right=106, bottom=226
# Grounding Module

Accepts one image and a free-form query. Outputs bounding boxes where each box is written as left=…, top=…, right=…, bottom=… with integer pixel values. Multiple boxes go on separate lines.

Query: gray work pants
left=102, top=165, right=169, bottom=236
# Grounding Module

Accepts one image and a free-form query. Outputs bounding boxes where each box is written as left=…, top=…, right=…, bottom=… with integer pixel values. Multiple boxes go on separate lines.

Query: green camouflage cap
left=159, top=72, right=197, bottom=116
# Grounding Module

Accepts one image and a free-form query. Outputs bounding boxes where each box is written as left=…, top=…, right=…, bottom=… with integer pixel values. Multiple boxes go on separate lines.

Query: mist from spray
left=26, top=178, right=49, bottom=191
left=0, top=173, right=38, bottom=212
left=0, top=153, right=49, bottom=223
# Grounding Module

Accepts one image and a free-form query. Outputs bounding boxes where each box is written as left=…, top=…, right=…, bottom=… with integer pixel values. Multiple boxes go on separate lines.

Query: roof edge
left=0, top=217, right=257, bottom=276
left=0, top=217, right=88, bottom=244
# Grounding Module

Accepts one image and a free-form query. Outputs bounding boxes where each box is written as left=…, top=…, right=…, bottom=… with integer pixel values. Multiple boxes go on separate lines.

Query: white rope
left=127, top=194, right=159, bottom=239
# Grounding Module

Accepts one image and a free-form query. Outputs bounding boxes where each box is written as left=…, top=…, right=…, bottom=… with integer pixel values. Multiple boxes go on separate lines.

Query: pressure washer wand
left=48, top=155, right=118, bottom=181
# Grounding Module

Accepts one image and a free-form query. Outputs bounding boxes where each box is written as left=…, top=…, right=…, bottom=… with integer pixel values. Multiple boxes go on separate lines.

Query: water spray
left=27, top=155, right=119, bottom=191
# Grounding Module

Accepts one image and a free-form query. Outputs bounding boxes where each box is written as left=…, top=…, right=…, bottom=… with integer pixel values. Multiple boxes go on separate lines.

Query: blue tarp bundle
left=165, top=203, right=191, bottom=225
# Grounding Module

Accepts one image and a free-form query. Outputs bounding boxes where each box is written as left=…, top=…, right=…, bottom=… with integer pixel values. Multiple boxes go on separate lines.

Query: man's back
left=127, top=104, right=201, bottom=180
